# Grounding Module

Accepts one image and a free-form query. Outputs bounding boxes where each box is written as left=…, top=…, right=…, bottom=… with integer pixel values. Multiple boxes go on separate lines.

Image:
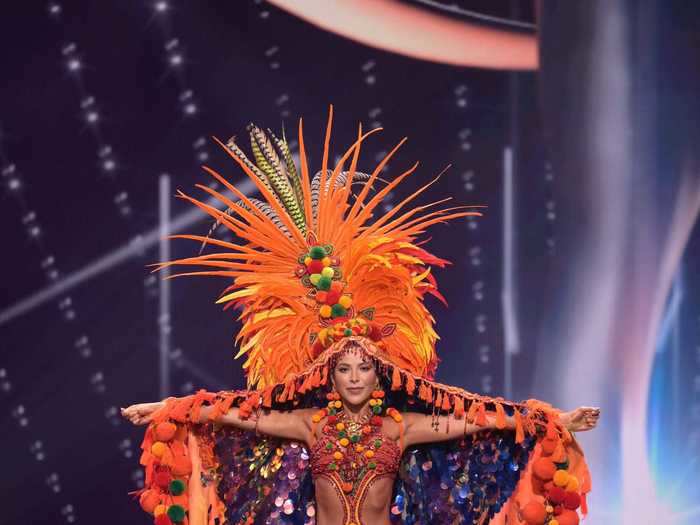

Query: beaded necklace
left=311, top=389, right=403, bottom=495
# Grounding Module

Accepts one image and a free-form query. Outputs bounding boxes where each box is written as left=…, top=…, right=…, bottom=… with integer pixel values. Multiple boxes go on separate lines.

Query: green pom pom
left=343, top=328, right=353, bottom=337
left=350, top=434, right=360, bottom=443
left=372, top=405, right=382, bottom=414
left=328, top=408, right=337, bottom=415
left=329, top=462, right=337, bottom=470
left=326, top=442, right=333, bottom=450
left=167, top=504, right=186, bottom=523
left=368, top=461, right=377, bottom=469
left=169, top=479, right=186, bottom=496
left=309, top=246, right=326, bottom=259
left=331, top=304, right=347, bottom=317
left=374, top=439, right=382, bottom=448
left=317, top=276, right=332, bottom=291
left=338, top=430, right=347, bottom=438
left=309, top=273, right=322, bottom=286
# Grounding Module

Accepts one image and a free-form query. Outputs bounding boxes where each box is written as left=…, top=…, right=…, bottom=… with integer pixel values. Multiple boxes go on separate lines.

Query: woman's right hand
left=121, top=401, right=165, bottom=426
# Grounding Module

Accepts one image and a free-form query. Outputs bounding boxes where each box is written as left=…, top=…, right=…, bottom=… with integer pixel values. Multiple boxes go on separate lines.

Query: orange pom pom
left=553, top=469, right=570, bottom=487
left=139, top=489, right=161, bottom=514
left=521, top=501, right=547, bottom=525
left=151, top=441, right=167, bottom=458
left=154, top=422, right=177, bottom=442
left=565, top=476, right=580, bottom=492
left=533, top=457, right=556, bottom=481
left=555, top=509, right=580, bottom=525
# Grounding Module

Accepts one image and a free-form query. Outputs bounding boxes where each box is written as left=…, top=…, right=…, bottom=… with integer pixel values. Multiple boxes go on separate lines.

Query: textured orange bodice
left=310, top=420, right=401, bottom=525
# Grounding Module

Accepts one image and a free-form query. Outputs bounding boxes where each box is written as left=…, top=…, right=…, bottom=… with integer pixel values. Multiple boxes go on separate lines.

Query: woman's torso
left=309, top=415, right=402, bottom=525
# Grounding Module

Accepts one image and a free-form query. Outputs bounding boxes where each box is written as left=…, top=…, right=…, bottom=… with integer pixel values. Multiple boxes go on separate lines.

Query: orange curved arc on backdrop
left=267, top=0, right=538, bottom=71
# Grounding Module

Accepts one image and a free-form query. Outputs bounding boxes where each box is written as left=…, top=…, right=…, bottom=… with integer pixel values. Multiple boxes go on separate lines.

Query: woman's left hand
left=560, top=406, right=600, bottom=432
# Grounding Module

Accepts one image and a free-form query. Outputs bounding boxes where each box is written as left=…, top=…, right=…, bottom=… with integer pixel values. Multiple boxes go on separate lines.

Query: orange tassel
left=514, top=409, right=525, bottom=443
left=441, top=393, right=451, bottom=411
left=405, top=374, right=416, bottom=395
left=466, top=400, right=479, bottom=423
left=310, top=368, right=320, bottom=388
left=453, top=396, right=465, bottom=418
left=262, top=387, right=273, bottom=408
left=495, top=402, right=506, bottom=429
left=425, top=386, right=433, bottom=403
left=391, top=367, right=402, bottom=391
left=418, top=383, right=427, bottom=401
left=435, top=391, right=443, bottom=409
left=476, top=403, right=487, bottom=426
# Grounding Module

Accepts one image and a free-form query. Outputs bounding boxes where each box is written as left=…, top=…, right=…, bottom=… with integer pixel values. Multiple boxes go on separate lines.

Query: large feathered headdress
left=154, top=106, right=483, bottom=391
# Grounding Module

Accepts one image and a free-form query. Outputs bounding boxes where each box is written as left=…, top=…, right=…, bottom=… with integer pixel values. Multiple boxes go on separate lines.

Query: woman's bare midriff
left=314, top=473, right=394, bottom=525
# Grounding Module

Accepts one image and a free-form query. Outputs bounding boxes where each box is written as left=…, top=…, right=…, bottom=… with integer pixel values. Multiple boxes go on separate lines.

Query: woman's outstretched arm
left=402, top=406, right=600, bottom=448
left=121, top=400, right=313, bottom=444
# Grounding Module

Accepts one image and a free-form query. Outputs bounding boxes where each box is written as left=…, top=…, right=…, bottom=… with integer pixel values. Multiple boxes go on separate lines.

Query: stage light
left=46, top=472, right=61, bottom=493
left=479, top=345, right=490, bottom=364
left=154, top=1, right=169, bottom=13
left=102, top=158, right=116, bottom=172
left=183, top=102, right=197, bottom=115
left=169, top=53, right=183, bottom=67
left=6, top=177, right=21, bottom=191
left=30, top=440, right=45, bottom=461
left=66, top=58, right=81, bottom=72
left=48, top=3, right=61, bottom=16
left=84, top=110, right=99, bottom=124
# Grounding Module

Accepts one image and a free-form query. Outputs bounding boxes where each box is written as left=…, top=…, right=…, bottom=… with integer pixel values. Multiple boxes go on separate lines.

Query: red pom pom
left=370, top=415, right=383, bottom=426
left=563, top=491, right=581, bottom=510
left=556, top=509, right=580, bottom=525
left=368, top=324, right=383, bottom=341
left=325, top=291, right=341, bottom=305
left=329, top=280, right=344, bottom=293
left=533, top=458, right=556, bottom=481
left=306, top=260, right=324, bottom=274
left=548, top=486, right=566, bottom=504
left=521, top=501, right=547, bottom=525
left=553, top=504, right=563, bottom=515
left=327, top=415, right=338, bottom=424
left=155, top=514, right=173, bottom=525
left=154, top=469, right=172, bottom=489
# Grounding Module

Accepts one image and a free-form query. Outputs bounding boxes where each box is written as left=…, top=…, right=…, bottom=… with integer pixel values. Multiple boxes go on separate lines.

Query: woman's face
left=332, top=346, right=378, bottom=408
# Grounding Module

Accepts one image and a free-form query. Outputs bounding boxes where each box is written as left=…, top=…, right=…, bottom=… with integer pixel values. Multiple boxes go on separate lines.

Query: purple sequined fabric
left=212, top=427, right=534, bottom=525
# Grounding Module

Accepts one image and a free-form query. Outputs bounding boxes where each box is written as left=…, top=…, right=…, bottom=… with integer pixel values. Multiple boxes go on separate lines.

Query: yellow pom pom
left=365, top=450, right=375, bottom=458
left=369, top=399, right=376, bottom=406
left=355, top=444, right=365, bottom=452
left=321, top=267, right=334, bottom=278
left=339, top=295, right=352, bottom=308
left=321, top=256, right=331, bottom=267
left=333, top=451, right=343, bottom=460
left=334, top=400, right=342, bottom=408
left=553, top=469, right=570, bottom=487
left=151, top=441, right=167, bottom=458
left=312, top=414, right=321, bottom=423
left=566, top=476, right=580, bottom=491
left=336, top=422, right=345, bottom=431
left=154, top=505, right=167, bottom=517
left=304, top=256, right=312, bottom=265
left=549, top=520, right=559, bottom=525
left=319, top=305, right=332, bottom=318
left=339, top=438, right=349, bottom=447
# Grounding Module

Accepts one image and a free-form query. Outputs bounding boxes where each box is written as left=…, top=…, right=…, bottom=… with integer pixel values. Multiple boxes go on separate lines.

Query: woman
left=122, top=109, right=599, bottom=525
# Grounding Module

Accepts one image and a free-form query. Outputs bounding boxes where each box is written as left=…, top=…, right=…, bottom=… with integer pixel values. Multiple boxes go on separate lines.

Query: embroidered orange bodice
left=310, top=418, right=401, bottom=525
